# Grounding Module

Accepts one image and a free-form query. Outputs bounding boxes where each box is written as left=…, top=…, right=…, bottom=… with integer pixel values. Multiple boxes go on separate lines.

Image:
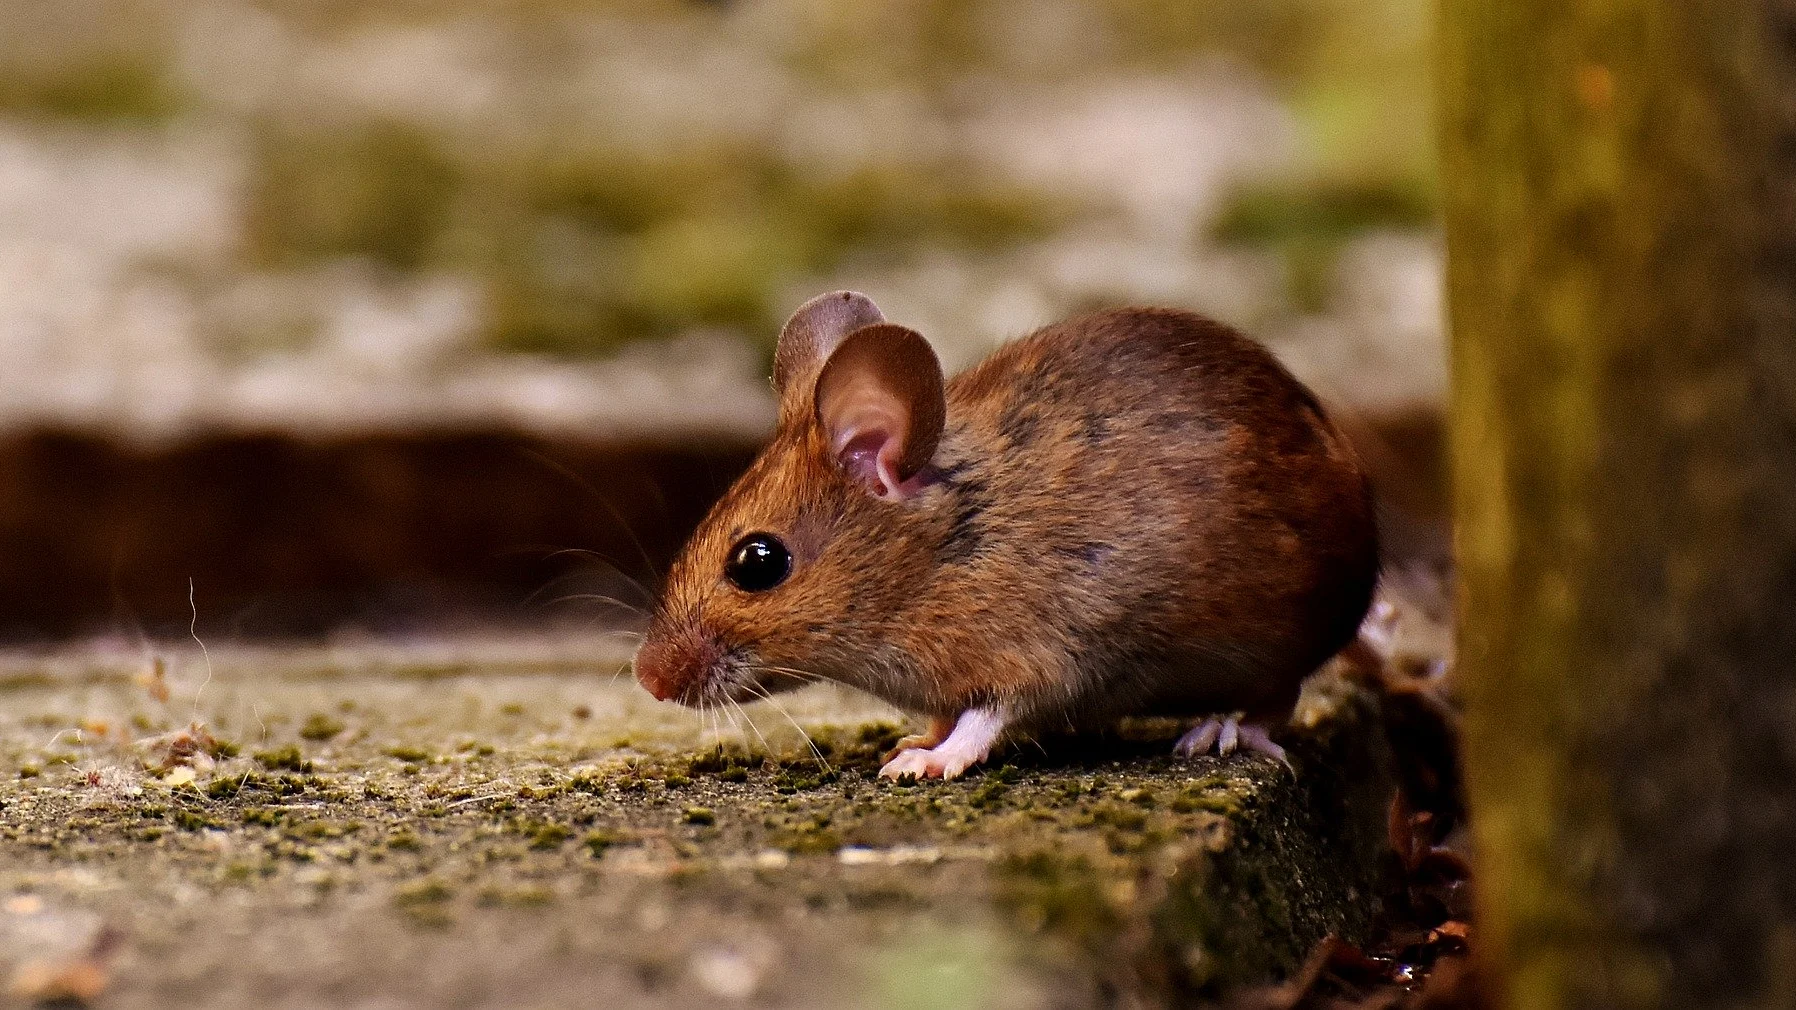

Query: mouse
left=632, top=290, right=1378, bottom=780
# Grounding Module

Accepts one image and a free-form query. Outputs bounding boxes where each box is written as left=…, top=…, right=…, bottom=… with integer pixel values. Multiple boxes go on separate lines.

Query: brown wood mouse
left=633, top=291, right=1378, bottom=779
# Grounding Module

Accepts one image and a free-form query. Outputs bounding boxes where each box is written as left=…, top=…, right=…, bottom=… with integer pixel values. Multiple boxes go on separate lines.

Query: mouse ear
left=773, top=291, right=885, bottom=398
left=813, top=323, right=945, bottom=501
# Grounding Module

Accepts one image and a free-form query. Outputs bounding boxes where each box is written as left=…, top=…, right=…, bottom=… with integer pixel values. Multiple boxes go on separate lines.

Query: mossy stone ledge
left=0, top=650, right=1394, bottom=1006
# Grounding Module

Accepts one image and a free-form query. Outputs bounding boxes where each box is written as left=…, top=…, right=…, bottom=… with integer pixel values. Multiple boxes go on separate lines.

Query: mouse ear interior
left=813, top=323, right=945, bottom=501
left=773, top=291, right=885, bottom=399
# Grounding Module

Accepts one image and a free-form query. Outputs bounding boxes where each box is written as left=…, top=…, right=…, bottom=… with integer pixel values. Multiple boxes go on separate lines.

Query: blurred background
left=0, top=0, right=1443, bottom=642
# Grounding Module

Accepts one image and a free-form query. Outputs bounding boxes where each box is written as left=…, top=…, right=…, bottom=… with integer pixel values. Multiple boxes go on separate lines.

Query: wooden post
left=1438, top=1, right=1796, bottom=1006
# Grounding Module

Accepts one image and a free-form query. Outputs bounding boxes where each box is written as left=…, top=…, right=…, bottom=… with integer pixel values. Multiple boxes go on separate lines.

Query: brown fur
left=635, top=302, right=1378, bottom=736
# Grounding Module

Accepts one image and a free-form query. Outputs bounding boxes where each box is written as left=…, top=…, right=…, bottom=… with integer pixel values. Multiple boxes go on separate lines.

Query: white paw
left=878, top=706, right=1004, bottom=781
left=879, top=746, right=975, bottom=781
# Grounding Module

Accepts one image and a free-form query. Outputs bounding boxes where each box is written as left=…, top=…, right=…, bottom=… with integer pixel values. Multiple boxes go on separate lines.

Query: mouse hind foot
left=1174, top=715, right=1291, bottom=771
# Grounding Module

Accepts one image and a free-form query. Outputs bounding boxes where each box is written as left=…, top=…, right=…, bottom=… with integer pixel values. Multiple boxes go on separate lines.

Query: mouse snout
left=632, top=630, right=722, bottom=705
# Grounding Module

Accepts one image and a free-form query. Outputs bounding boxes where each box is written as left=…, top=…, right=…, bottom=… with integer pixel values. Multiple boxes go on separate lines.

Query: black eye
left=725, top=533, right=791, bottom=592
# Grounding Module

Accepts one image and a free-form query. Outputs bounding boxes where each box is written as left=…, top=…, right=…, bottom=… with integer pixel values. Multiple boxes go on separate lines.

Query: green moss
left=968, top=781, right=1010, bottom=809
left=681, top=807, right=716, bottom=826
left=394, top=879, right=454, bottom=906
left=171, top=809, right=218, bottom=832
left=384, top=745, right=433, bottom=763
left=773, top=768, right=839, bottom=793
left=254, top=746, right=310, bottom=772
left=1171, top=788, right=1247, bottom=817
left=796, top=164, right=1059, bottom=254
left=528, top=823, right=572, bottom=849
left=626, top=213, right=807, bottom=327
left=685, top=749, right=740, bottom=777
left=995, top=850, right=1122, bottom=947
left=584, top=830, right=627, bottom=857
left=0, top=53, right=183, bottom=123
left=856, top=723, right=904, bottom=752
left=1214, top=176, right=1434, bottom=243
left=271, top=774, right=314, bottom=796
left=299, top=715, right=346, bottom=741
left=245, top=120, right=460, bottom=271
left=293, top=819, right=360, bottom=840
left=1212, top=176, right=1437, bottom=311
left=769, top=812, right=841, bottom=853
left=479, top=149, right=1061, bottom=357
left=519, top=148, right=727, bottom=234
left=479, top=884, right=555, bottom=907
left=17, top=765, right=39, bottom=779
left=232, top=107, right=1066, bottom=358
left=1089, top=804, right=1148, bottom=831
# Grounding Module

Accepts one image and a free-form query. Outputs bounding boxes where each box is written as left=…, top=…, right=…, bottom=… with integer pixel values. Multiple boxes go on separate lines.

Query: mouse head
left=634, top=291, right=948, bottom=707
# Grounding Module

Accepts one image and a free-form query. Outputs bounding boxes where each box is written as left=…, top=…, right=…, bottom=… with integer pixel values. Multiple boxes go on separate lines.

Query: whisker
left=716, top=702, right=735, bottom=750
left=743, top=678, right=831, bottom=773
left=517, top=560, right=654, bottom=620
left=700, top=690, right=726, bottom=747
left=603, top=654, right=635, bottom=686
left=521, top=449, right=662, bottom=584
left=713, top=701, right=733, bottom=751
left=538, top=548, right=657, bottom=606
left=188, top=578, right=214, bottom=723
left=726, top=695, right=775, bottom=762
left=753, top=664, right=826, bottom=686
left=544, top=592, right=648, bottom=616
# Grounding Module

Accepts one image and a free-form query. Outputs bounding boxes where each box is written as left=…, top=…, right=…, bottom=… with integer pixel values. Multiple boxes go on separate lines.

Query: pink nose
left=633, top=640, right=682, bottom=701
left=633, top=633, right=720, bottom=704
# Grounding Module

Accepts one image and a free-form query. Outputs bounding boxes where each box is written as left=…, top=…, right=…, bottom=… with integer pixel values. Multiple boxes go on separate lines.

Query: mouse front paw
left=879, top=746, right=976, bottom=781
left=876, top=706, right=1006, bottom=781
left=881, top=715, right=957, bottom=764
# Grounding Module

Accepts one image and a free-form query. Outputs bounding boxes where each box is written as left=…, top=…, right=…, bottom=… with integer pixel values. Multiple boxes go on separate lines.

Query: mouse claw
left=881, top=715, right=957, bottom=764
left=877, top=707, right=1004, bottom=782
left=879, top=747, right=972, bottom=781
left=1218, top=719, right=1239, bottom=755
left=1173, top=718, right=1223, bottom=757
left=881, top=734, right=936, bottom=765
left=1236, top=724, right=1293, bottom=772
left=1175, top=717, right=1292, bottom=772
